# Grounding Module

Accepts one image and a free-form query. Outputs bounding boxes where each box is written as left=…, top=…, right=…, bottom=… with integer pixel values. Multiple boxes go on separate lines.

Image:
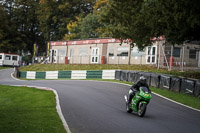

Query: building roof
left=0, top=53, right=19, bottom=56
left=49, top=38, right=122, bottom=46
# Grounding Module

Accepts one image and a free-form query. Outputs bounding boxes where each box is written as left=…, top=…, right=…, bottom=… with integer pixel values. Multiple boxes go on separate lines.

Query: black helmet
left=139, top=76, right=146, bottom=84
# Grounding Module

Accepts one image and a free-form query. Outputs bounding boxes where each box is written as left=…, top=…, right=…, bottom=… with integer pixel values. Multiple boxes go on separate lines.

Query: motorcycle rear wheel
left=138, top=102, right=147, bottom=117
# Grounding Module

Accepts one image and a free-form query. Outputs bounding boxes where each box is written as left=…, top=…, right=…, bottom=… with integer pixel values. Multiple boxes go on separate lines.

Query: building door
left=146, top=46, right=157, bottom=64
left=91, top=48, right=99, bottom=64
left=50, top=49, right=53, bottom=63
left=53, top=49, right=57, bottom=63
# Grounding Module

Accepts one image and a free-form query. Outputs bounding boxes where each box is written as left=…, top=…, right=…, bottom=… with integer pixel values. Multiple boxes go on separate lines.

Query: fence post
left=157, top=41, right=161, bottom=69
left=107, top=55, right=109, bottom=64
left=128, top=44, right=131, bottom=65
left=181, top=43, right=185, bottom=72
left=170, top=45, right=173, bottom=71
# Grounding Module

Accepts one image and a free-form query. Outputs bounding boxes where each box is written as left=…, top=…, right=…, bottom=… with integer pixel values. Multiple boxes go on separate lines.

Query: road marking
left=86, top=80, right=200, bottom=113
left=11, top=72, right=22, bottom=81
left=11, top=71, right=200, bottom=118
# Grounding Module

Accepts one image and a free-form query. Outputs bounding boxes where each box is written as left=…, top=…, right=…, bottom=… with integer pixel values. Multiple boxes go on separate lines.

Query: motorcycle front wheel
left=126, top=102, right=133, bottom=113
left=138, top=102, right=147, bottom=117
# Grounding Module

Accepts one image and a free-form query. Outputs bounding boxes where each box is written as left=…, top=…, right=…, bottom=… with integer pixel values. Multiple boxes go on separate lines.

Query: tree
left=38, top=0, right=96, bottom=41
left=155, top=0, right=200, bottom=44
left=64, top=12, right=113, bottom=40
left=98, top=0, right=200, bottom=49
left=0, top=0, right=45, bottom=54
left=0, top=3, right=26, bottom=53
left=98, top=0, right=152, bottom=49
left=64, top=17, right=81, bottom=40
left=0, top=5, right=10, bottom=52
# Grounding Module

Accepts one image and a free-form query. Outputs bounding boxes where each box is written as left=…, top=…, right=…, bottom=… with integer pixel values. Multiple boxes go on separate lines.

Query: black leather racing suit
left=128, top=81, right=150, bottom=104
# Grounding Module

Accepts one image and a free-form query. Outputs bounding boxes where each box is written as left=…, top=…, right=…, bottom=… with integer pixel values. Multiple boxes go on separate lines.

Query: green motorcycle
left=124, top=87, right=152, bottom=117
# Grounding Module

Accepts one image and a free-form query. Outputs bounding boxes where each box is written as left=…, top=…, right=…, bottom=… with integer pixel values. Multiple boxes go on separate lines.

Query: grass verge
left=0, top=84, right=66, bottom=133
left=0, top=67, right=10, bottom=70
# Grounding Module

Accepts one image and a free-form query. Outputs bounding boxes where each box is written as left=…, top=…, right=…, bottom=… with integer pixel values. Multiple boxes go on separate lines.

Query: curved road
left=0, top=69, right=200, bottom=133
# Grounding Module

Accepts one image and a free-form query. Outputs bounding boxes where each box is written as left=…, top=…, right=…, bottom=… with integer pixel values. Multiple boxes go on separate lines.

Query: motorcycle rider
left=128, top=76, right=150, bottom=104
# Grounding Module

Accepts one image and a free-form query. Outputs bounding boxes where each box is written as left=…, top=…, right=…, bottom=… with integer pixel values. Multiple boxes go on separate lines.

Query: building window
left=79, top=48, right=88, bottom=56
left=58, top=49, right=66, bottom=56
left=131, top=47, right=145, bottom=57
left=109, top=47, right=114, bottom=56
left=146, top=46, right=157, bottom=64
left=12, top=56, right=18, bottom=61
left=117, top=47, right=129, bottom=56
left=5, top=55, right=11, bottom=60
left=173, top=47, right=181, bottom=57
left=0, top=55, right=2, bottom=60
left=70, top=49, right=74, bottom=57
left=189, top=49, right=196, bottom=59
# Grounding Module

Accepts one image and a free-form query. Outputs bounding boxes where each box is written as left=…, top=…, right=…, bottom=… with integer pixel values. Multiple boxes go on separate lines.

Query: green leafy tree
left=0, top=0, right=44, bottom=54
left=99, top=0, right=200, bottom=48
left=0, top=5, right=10, bottom=52
left=0, top=2, right=26, bottom=53
left=64, top=13, right=113, bottom=40
left=38, top=0, right=96, bottom=41
left=155, top=0, right=200, bottom=44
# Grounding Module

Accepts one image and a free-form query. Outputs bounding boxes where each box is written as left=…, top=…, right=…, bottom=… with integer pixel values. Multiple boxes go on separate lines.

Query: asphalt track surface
left=0, top=69, right=200, bottom=133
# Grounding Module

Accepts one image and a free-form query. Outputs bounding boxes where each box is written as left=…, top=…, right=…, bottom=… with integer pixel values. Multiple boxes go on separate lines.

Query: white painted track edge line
left=11, top=85, right=71, bottom=133
left=85, top=80, right=200, bottom=112
left=10, top=70, right=71, bottom=133
left=11, top=72, right=21, bottom=81
left=10, top=71, right=200, bottom=113
left=52, top=89, right=72, bottom=133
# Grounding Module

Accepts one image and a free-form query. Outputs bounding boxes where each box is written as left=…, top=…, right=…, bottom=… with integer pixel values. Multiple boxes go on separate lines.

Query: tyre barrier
left=170, top=76, right=181, bottom=92
left=120, top=70, right=129, bottom=81
left=150, top=73, right=160, bottom=88
left=139, top=72, right=151, bottom=86
left=194, top=80, right=200, bottom=97
left=17, top=69, right=200, bottom=97
left=18, top=70, right=115, bottom=80
left=118, top=70, right=199, bottom=97
left=127, top=71, right=138, bottom=83
left=102, top=70, right=115, bottom=79
left=26, top=71, right=36, bottom=79
left=115, top=70, right=121, bottom=80
left=180, top=78, right=196, bottom=95
left=159, top=75, right=171, bottom=90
